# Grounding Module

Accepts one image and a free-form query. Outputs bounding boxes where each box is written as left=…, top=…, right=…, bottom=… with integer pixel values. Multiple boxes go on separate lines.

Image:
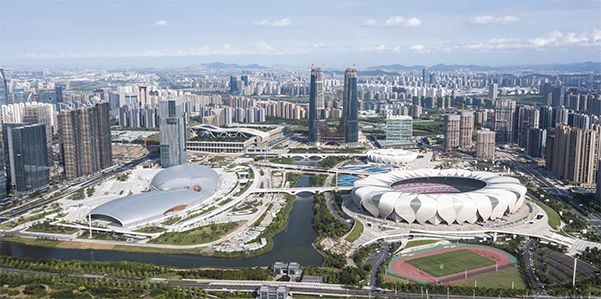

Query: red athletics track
left=389, top=245, right=513, bottom=285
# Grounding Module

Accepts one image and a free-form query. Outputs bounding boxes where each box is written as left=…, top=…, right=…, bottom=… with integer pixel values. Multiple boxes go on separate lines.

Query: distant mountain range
left=364, top=62, right=601, bottom=73
left=191, top=61, right=600, bottom=73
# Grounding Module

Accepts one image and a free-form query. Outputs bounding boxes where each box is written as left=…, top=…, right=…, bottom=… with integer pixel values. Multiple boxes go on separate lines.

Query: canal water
left=0, top=165, right=323, bottom=268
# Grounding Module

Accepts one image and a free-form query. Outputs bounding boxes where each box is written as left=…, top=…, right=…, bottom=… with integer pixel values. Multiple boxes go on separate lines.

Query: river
left=0, top=166, right=323, bottom=268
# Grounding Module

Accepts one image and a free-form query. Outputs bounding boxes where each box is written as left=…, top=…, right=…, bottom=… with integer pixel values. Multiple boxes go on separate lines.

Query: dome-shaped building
left=366, top=149, right=418, bottom=166
left=90, top=164, right=221, bottom=227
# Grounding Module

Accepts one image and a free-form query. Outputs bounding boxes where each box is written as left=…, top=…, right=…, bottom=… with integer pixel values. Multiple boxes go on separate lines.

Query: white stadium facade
left=352, top=169, right=527, bottom=225
left=366, top=149, right=418, bottom=166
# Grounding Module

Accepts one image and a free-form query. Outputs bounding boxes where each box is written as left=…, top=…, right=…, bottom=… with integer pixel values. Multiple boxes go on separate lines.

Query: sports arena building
left=90, top=164, right=221, bottom=227
left=366, top=149, right=419, bottom=166
left=352, top=169, right=527, bottom=225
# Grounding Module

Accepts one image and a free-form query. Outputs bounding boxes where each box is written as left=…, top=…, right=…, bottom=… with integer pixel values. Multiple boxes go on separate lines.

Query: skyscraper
left=160, top=99, right=186, bottom=167
left=548, top=124, right=598, bottom=185
left=58, top=102, right=112, bottom=180
left=516, top=106, right=540, bottom=149
left=488, top=83, right=498, bottom=101
left=0, top=69, right=9, bottom=106
left=308, top=67, right=322, bottom=144
left=527, top=128, right=546, bottom=158
left=494, top=99, right=516, bottom=144
left=3, top=123, right=49, bottom=192
left=341, top=67, right=358, bottom=144
left=443, top=114, right=461, bottom=150
left=459, top=111, right=474, bottom=148
left=422, top=68, right=429, bottom=85
left=476, top=129, right=496, bottom=161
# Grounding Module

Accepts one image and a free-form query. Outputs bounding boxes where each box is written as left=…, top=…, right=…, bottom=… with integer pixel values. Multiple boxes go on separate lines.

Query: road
left=1, top=266, right=562, bottom=299
left=522, top=239, right=545, bottom=293
left=365, top=242, right=390, bottom=288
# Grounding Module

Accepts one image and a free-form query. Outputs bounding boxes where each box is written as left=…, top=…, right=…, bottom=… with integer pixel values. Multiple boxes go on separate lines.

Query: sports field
left=387, top=243, right=518, bottom=285
left=406, top=249, right=496, bottom=277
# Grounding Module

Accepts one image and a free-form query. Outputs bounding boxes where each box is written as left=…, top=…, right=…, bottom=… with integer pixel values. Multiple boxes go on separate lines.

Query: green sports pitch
left=406, top=249, right=495, bottom=277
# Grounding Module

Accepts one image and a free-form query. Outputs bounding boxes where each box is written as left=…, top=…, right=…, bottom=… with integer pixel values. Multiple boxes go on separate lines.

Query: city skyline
left=1, top=0, right=600, bottom=67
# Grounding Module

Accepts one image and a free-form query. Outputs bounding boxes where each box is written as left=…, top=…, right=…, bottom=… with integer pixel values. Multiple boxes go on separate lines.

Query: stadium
left=90, top=164, right=221, bottom=227
left=366, top=149, right=419, bottom=166
left=352, top=169, right=527, bottom=225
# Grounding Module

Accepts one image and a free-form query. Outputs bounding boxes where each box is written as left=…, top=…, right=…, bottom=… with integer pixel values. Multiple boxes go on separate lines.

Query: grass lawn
left=382, top=273, right=409, bottom=285
left=133, top=226, right=166, bottom=233
left=458, top=267, right=526, bottom=289
left=536, top=201, right=561, bottom=229
left=412, top=120, right=443, bottom=136
left=345, top=221, right=364, bottom=242
left=150, top=221, right=243, bottom=245
left=404, top=239, right=439, bottom=249
left=26, top=223, right=79, bottom=235
left=406, top=249, right=495, bottom=277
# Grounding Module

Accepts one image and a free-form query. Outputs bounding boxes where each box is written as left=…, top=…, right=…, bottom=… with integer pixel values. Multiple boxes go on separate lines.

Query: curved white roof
left=352, top=168, right=526, bottom=225
left=91, top=164, right=220, bottom=227
left=194, top=124, right=271, bottom=142
left=366, top=149, right=418, bottom=165
left=151, top=164, right=220, bottom=191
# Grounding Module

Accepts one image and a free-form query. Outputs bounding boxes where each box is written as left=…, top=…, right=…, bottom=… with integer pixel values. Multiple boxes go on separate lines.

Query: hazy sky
left=1, top=0, right=600, bottom=67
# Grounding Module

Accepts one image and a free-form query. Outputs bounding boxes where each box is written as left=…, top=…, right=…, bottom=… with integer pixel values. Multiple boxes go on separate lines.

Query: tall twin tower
left=308, top=66, right=358, bottom=145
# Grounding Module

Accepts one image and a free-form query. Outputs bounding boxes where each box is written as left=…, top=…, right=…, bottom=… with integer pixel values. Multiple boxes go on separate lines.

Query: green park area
left=149, top=222, right=243, bottom=245
left=536, top=201, right=561, bottom=229
left=344, top=221, right=363, bottom=242
left=412, top=120, right=443, bottom=136
left=406, top=249, right=495, bottom=277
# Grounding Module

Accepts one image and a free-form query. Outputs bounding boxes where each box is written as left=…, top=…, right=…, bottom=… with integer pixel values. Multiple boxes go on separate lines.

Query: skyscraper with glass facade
left=0, top=69, right=9, bottom=106
left=3, top=123, right=49, bottom=192
left=341, top=67, right=358, bottom=144
left=308, top=67, right=323, bottom=144
left=160, top=99, right=187, bottom=167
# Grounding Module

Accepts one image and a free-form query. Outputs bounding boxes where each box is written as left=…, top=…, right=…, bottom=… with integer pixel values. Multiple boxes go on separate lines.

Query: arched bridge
left=250, top=186, right=352, bottom=195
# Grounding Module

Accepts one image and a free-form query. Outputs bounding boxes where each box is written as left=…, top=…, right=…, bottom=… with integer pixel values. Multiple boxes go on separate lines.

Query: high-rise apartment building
left=341, top=67, right=358, bottom=144
left=58, top=102, right=112, bottom=180
left=476, top=129, right=496, bottom=161
left=493, top=99, right=516, bottom=144
left=459, top=111, right=474, bottom=148
left=516, top=106, right=540, bottom=149
left=3, top=123, right=49, bottom=192
left=160, top=99, right=186, bottom=167
left=527, top=128, right=546, bottom=158
left=547, top=124, right=598, bottom=185
left=597, top=160, right=601, bottom=203
left=0, top=69, right=8, bottom=106
left=443, top=114, right=460, bottom=150
left=308, top=67, right=322, bottom=144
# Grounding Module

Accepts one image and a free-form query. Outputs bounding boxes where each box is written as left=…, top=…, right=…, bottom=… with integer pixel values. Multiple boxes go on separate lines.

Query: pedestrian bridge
left=281, top=152, right=365, bottom=160
left=250, top=186, right=352, bottom=195
left=254, top=162, right=370, bottom=176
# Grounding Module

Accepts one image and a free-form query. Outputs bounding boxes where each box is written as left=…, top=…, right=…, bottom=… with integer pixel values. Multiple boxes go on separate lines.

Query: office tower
left=422, top=68, right=429, bottom=85
left=0, top=69, right=9, bottom=105
left=476, top=129, right=495, bottom=161
left=240, top=75, right=249, bottom=86
left=539, top=106, right=554, bottom=130
left=516, top=106, right=540, bottom=149
left=443, top=114, right=461, bottom=150
left=341, top=67, right=359, bottom=144
left=386, top=115, right=412, bottom=143
left=527, top=128, right=546, bottom=158
left=548, top=124, right=598, bottom=185
left=58, top=103, right=112, bottom=180
left=488, top=83, right=498, bottom=101
left=3, top=123, right=49, bottom=192
left=308, top=67, right=322, bottom=144
left=229, top=76, right=239, bottom=94
left=494, top=99, right=516, bottom=144
left=160, top=99, right=186, bottom=167
left=459, top=111, right=474, bottom=148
